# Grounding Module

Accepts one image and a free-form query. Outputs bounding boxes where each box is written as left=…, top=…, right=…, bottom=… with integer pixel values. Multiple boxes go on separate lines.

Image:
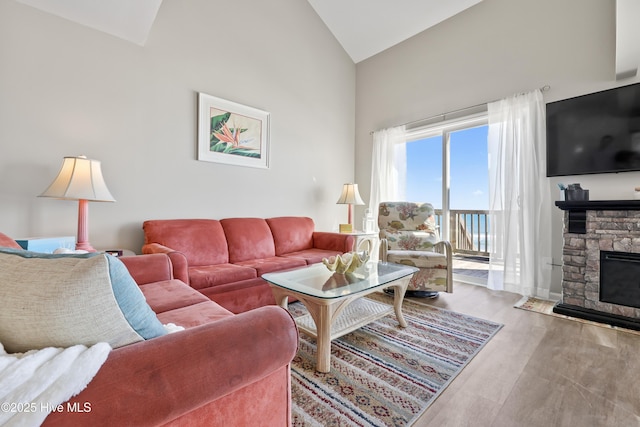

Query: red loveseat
left=0, top=233, right=298, bottom=427
left=142, top=216, right=354, bottom=313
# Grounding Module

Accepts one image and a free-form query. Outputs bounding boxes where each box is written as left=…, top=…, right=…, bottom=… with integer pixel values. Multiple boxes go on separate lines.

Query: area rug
left=514, top=296, right=640, bottom=336
left=288, top=293, right=503, bottom=426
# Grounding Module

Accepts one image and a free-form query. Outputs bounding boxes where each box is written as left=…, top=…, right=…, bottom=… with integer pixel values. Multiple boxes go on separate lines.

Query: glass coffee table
left=262, top=262, right=418, bottom=373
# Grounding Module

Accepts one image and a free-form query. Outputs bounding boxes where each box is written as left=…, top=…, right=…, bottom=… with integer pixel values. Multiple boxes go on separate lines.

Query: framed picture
left=197, top=92, right=270, bottom=169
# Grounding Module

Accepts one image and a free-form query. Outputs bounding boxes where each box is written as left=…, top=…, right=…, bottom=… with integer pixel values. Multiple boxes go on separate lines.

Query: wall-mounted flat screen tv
left=546, top=82, right=640, bottom=177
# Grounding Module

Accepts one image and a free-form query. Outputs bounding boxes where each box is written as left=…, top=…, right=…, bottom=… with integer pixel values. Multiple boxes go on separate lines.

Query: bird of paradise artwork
left=198, top=92, right=270, bottom=169
left=209, top=109, right=261, bottom=158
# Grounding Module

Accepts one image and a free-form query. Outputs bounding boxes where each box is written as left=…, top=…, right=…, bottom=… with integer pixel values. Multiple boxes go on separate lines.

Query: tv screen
left=546, top=82, right=640, bottom=177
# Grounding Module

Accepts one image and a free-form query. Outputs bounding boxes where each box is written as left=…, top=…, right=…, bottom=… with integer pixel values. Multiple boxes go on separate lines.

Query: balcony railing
left=434, top=209, right=489, bottom=258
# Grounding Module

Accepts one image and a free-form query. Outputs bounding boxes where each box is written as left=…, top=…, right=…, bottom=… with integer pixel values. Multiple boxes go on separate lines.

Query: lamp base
left=76, top=199, right=97, bottom=252
left=75, top=241, right=96, bottom=252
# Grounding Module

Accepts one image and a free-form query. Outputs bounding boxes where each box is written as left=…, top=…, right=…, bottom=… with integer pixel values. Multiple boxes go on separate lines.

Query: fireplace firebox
left=600, top=251, right=640, bottom=310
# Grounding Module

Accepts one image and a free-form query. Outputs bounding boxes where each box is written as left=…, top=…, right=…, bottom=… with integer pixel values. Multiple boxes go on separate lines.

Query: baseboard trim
left=553, top=303, right=640, bottom=331
left=548, top=292, right=561, bottom=302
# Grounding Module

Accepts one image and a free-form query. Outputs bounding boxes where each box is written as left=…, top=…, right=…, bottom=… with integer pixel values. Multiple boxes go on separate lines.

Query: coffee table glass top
left=262, top=262, right=418, bottom=299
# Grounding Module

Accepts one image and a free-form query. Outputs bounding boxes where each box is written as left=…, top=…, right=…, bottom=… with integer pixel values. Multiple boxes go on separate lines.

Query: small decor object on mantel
left=565, top=183, right=589, bottom=201
left=635, top=187, right=640, bottom=199
left=558, top=183, right=566, bottom=201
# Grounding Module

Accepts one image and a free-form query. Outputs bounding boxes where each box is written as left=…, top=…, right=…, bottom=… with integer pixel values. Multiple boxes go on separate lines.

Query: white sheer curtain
left=369, top=125, right=407, bottom=222
left=486, top=90, right=551, bottom=298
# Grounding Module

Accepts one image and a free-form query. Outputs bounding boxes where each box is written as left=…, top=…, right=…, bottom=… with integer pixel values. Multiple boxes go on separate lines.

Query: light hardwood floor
left=409, top=282, right=640, bottom=427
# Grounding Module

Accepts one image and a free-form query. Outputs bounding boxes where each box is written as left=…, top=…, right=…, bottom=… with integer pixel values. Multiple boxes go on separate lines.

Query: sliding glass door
left=405, top=114, right=489, bottom=257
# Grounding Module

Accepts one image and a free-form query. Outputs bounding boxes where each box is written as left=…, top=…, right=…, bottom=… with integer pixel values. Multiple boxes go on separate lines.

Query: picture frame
left=197, top=92, right=270, bottom=169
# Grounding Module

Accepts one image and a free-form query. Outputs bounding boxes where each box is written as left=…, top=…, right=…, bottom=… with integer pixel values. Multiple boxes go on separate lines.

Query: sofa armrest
left=142, top=243, right=190, bottom=284
left=43, top=306, right=299, bottom=427
left=313, top=231, right=355, bottom=253
left=119, top=253, right=173, bottom=284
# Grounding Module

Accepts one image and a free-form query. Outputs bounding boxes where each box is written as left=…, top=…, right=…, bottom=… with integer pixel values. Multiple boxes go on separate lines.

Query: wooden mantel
left=555, top=200, right=640, bottom=234
left=555, top=200, right=640, bottom=211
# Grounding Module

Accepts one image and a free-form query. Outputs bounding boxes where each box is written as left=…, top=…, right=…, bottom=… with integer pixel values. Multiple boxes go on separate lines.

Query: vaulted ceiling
left=305, top=0, right=482, bottom=62
left=13, top=0, right=482, bottom=63
left=11, top=0, right=640, bottom=74
left=14, top=0, right=163, bottom=46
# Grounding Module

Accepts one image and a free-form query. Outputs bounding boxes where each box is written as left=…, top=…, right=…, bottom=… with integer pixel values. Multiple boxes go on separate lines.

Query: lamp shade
left=336, top=183, right=365, bottom=206
left=39, top=156, right=115, bottom=202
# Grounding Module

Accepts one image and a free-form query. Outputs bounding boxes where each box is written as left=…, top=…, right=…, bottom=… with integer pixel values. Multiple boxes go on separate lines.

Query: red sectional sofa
left=142, top=216, right=354, bottom=313
left=0, top=233, right=299, bottom=427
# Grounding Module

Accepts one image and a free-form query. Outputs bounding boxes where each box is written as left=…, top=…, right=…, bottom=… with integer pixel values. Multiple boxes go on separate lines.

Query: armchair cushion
left=382, top=230, right=439, bottom=251
left=386, top=255, right=449, bottom=290
left=386, top=250, right=448, bottom=269
left=378, top=202, right=438, bottom=233
left=0, top=249, right=166, bottom=353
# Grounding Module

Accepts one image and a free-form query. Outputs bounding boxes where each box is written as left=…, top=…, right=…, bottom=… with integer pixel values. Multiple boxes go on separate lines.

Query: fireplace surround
left=555, top=200, right=640, bottom=330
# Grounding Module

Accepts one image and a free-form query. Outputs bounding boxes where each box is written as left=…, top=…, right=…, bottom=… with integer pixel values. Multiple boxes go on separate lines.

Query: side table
left=344, top=231, right=378, bottom=259
left=100, top=249, right=136, bottom=257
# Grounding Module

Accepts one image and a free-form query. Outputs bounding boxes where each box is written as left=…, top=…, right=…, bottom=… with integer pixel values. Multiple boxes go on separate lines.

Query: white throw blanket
left=0, top=342, right=111, bottom=427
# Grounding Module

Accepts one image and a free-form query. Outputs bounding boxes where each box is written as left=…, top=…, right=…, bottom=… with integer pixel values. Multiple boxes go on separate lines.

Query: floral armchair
left=378, top=202, right=453, bottom=297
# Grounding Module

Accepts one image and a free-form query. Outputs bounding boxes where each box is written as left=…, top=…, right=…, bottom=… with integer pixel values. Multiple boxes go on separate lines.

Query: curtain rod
left=370, top=85, right=551, bottom=135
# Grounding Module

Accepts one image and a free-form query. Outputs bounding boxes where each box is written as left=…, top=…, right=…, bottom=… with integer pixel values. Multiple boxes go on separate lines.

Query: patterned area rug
left=514, top=296, right=640, bottom=336
left=288, top=293, right=503, bottom=426
left=513, top=296, right=557, bottom=315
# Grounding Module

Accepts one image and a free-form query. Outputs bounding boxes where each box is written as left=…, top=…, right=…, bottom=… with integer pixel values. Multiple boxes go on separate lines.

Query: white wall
left=355, top=0, right=640, bottom=295
left=0, top=0, right=356, bottom=252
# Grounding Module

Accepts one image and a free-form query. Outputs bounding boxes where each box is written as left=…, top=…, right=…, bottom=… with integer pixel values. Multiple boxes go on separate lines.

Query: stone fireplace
left=555, top=200, right=640, bottom=330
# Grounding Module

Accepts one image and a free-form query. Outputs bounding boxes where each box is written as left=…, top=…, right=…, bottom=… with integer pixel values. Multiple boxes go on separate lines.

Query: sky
left=406, top=125, right=489, bottom=211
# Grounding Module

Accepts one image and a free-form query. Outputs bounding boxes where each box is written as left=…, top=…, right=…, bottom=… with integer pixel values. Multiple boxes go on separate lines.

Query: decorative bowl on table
left=322, top=251, right=369, bottom=274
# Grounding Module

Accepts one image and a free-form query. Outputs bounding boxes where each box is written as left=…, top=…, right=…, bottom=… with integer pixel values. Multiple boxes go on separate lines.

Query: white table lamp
left=39, top=156, right=115, bottom=252
left=336, top=183, right=365, bottom=231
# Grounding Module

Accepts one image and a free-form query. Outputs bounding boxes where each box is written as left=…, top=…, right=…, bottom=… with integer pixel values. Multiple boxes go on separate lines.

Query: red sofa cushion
left=281, top=248, right=343, bottom=265
left=221, top=218, right=276, bottom=263
left=139, top=279, right=210, bottom=313
left=188, top=263, right=257, bottom=290
left=234, top=256, right=306, bottom=276
left=139, top=278, right=234, bottom=328
left=199, top=277, right=282, bottom=314
left=144, top=219, right=229, bottom=266
left=266, top=216, right=315, bottom=255
left=155, top=302, right=234, bottom=328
